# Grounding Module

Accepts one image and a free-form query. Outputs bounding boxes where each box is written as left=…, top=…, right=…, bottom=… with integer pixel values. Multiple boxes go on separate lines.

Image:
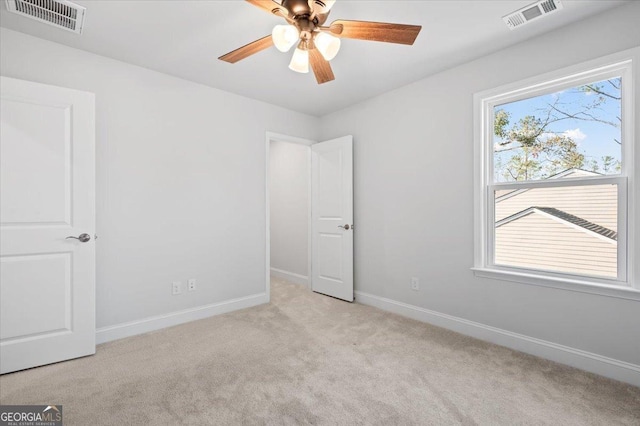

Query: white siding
left=495, top=211, right=617, bottom=278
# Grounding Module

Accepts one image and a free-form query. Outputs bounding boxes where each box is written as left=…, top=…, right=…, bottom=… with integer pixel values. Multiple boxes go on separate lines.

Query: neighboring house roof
left=496, top=206, right=617, bottom=241
left=495, top=168, right=602, bottom=202
left=494, top=172, right=617, bottom=232
left=545, top=168, right=602, bottom=179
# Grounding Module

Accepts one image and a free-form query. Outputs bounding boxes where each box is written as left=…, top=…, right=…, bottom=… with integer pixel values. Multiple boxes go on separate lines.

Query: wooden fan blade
left=329, top=20, right=421, bottom=45
left=245, top=0, right=286, bottom=16
left=309, top=49, right=335, bottom=84
left=218, top=35, right=274, bottom=64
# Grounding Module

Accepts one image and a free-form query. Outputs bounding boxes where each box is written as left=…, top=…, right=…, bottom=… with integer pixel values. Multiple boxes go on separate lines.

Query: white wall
left=269, top=140, right=309, bottom=281
left=320, top=2, right=640, bottom=369
left=0, top=28, right=319, bottom=332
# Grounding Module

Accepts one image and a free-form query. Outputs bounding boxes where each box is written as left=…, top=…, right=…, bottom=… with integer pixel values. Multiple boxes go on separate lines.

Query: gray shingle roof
left=496, top=207, right=618, bottom=241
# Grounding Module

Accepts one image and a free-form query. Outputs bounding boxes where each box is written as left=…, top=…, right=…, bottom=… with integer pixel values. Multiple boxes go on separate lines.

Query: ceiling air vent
left=503, top=0, right=563, bottom=30
left=5, top=0, right=86, bottom=34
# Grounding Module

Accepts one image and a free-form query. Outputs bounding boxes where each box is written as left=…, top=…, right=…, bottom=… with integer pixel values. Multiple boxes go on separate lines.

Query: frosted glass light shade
left=314, top=32, right=341, bottom=61
left=289, top=48, right=309, bottom=73
left=272, top=25, right=299, bottom=52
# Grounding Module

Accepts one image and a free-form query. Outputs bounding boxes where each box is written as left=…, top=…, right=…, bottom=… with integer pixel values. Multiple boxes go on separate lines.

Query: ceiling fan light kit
left=314, top=31, right=340, bottom=61
left=272, top=24, right=299, bottom=52
left=219, top=0, right=422, bottom=84
left=289, top=47, right=310, bottom=73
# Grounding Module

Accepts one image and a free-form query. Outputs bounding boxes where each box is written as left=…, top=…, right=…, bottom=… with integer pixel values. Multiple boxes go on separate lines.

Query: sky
left=493, top=77, right=621, bottom=182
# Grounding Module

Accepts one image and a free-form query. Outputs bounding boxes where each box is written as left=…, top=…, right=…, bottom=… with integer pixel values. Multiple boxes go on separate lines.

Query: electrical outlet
left=172, top=281, right=182, bottom=295
left=411, top=277, right=420, bottom=291
left=188, top=279, right=197, bottom=292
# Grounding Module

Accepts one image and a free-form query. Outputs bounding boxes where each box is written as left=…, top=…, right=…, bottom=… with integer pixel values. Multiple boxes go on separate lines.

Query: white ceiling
left=0, top=1, right=628, bottom=116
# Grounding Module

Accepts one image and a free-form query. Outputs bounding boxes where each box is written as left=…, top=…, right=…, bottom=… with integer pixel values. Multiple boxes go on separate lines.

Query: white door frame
left=265, top=131, right=315, bottom=301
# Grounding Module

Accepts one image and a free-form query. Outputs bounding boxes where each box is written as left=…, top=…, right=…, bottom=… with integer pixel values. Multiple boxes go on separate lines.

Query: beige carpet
left=1, top=278, right=639, bottom=425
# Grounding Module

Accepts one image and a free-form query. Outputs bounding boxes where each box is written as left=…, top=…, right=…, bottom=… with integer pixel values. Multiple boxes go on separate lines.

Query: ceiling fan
left=218, top=0, right=422, bottom=84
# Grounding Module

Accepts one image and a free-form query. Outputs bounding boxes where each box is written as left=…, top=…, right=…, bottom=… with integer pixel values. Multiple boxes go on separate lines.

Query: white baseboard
left=355, top=290, right=640, bottom=387
left=270, top=267, right=309, bottom=287
left=96, top=292, right=268, bottom=344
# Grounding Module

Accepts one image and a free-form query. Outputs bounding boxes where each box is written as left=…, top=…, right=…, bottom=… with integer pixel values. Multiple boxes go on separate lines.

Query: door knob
left=66, top=233, right=91, bottom=243
left=338, top=224, right=350, bottom=230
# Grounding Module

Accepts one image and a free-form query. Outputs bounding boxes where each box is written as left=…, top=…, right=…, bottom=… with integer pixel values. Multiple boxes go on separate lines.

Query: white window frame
left=473, top=49, right=639, bottom=301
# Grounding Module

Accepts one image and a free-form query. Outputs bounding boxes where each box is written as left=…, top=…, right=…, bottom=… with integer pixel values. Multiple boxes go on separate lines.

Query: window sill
left=471, top=267, right=640, bottom=301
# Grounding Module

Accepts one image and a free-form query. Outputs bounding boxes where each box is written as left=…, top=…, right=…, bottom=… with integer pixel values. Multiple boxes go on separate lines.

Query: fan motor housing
left=297, top=18, right=316, bottom=39
left=282, top=0, right=312, bottom=18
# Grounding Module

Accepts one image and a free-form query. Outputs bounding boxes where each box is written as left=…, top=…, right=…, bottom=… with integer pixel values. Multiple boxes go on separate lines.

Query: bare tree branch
left=583, top=84, right=621, bottom=100
left=545, top=103, right=619, bottom=128
left=607, top=79, right=621, bottom=90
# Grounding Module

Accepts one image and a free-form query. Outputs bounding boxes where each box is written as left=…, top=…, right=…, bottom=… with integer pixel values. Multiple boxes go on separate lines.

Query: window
left=473, top=56, right=636, bottom=297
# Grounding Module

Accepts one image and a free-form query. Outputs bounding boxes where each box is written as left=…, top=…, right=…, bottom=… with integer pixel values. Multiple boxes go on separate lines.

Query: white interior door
left=311, top=136, right=353, bottom=302
left=0, top=76, right=96, bottom=374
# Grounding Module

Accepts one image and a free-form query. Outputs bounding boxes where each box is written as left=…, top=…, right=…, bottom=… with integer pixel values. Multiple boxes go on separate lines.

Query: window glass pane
left=494, top=184, right=617, bottom=278
left=493, top=78, right=622, bottom=182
